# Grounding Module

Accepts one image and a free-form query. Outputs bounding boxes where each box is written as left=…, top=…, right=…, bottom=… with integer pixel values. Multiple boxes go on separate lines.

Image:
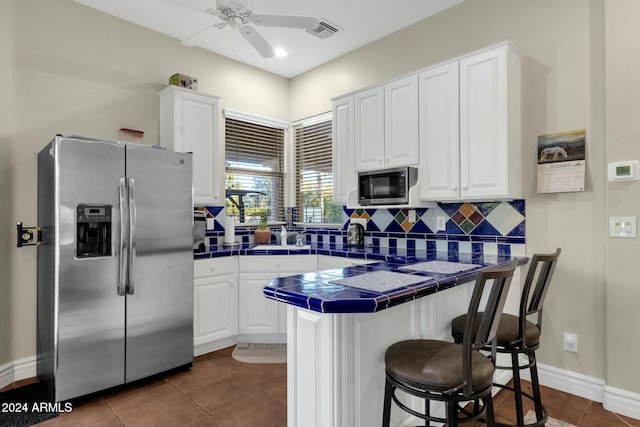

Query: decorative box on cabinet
left=419, top=41, right=522, bottom=201
left=194, top=257, right=238, bottom=356
left=159, top=86, right=221, bottom=206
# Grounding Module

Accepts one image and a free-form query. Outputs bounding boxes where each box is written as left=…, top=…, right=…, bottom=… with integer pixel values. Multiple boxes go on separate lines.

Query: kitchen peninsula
left=262, top=249, right=526, bottom=427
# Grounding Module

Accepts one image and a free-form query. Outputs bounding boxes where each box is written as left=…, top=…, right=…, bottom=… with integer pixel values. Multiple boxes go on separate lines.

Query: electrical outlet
left=436, top=216, right=447, bottom=231
left=563, top=332, right=578, bottom=353
left=408, top=209, right=417, bottom=223
left=350, top=218, right=367, bottom=230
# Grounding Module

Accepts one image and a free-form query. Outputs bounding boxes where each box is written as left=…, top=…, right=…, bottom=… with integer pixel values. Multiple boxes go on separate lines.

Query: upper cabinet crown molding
left=159, top=86, right=221, bottom=206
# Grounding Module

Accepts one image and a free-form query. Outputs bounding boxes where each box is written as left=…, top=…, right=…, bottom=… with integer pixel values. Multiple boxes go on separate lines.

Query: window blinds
left=294, top=118, right=342, bottom=224
left=225, top=117, right=285, bottom=223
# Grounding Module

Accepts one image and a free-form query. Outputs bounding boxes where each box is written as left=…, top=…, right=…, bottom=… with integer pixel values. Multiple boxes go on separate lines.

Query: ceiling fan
left=182, top=0, right=320, bottom=58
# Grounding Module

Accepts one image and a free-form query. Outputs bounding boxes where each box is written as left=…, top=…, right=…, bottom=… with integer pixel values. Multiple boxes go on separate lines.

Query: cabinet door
left=418, top=62, right=460, bottom=201
left=194, top=273, right=237, bottom=346
left=160, top=86, right=220, bottom=205
left=238, top=272, right=279, bottom=334
left=459, top=47, right=508, bottom=199
left=384, top=75, right=419, bottom=168
left=354, top=86, right=385, bottom=171
left=332, top=96, right=356, bottom=204
left=193, top=257, right=238, bottom=354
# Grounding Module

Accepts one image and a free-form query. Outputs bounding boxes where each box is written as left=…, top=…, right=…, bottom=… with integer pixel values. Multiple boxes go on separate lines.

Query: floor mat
left=0, top=382, right=58, bottom=427
left=524, top=410, right=576, bottom=427
left=231, top=343, right=287, bottom=364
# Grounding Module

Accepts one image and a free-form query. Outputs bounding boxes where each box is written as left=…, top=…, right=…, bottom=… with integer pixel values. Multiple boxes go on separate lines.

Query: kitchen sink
left=251, top=244, right=311, bottom=250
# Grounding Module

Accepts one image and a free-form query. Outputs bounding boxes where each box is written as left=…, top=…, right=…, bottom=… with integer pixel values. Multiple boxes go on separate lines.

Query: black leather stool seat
left=451, top=313, right=541, bottom=348
left=385, top=339, right=494, bottom=393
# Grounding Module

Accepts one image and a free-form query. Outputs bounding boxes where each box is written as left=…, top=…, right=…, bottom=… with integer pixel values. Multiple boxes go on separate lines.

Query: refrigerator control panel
left=77, top=204, right=112, bottom=258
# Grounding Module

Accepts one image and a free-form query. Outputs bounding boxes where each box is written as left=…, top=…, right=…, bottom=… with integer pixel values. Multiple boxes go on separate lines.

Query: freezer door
left=125, top=146, right=194, bottom=382
left=54, top=137, right=125, bottom=401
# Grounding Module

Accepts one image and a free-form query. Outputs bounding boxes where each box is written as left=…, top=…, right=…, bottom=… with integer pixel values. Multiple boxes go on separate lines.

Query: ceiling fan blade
left=181, top=23, right=219, bottom=46
left=250, top=15, right=319, bottom=30
left=240, top=26, right=275, bottom=58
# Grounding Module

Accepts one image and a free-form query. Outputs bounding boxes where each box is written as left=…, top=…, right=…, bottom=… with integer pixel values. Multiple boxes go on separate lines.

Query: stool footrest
left=492, top=382, right=548, bottom=427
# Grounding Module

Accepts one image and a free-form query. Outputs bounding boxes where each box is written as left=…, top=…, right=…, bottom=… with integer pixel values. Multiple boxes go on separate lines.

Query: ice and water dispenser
left=76, top=204, right=112, bottom=258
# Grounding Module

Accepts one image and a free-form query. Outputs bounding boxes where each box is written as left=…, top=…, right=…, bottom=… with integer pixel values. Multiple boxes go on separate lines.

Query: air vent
left=306, top=19, right=340, bottom=40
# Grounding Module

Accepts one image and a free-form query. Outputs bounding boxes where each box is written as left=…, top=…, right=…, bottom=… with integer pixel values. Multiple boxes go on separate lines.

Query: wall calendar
left=537, top=129, right=586, bottom=193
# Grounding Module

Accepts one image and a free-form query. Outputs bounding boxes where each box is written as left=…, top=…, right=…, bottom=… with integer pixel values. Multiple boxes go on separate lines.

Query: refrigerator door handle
left=126, top=177, right=137, bottom=295
left=118, top=178, right=128, bottom=296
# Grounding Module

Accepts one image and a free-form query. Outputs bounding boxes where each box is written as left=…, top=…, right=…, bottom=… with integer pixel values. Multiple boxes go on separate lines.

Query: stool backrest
left=520, top=248, right=561, bottom=344
left=461, top=258, right=518, bottom=396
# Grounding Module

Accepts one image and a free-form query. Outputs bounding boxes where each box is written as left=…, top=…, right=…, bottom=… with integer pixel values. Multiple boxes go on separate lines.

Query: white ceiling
left=72, top=0, right=466, bottom=78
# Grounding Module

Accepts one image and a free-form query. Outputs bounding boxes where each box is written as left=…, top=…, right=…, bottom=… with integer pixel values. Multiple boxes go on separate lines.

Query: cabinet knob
left=210, top=265, right=216, bottom=272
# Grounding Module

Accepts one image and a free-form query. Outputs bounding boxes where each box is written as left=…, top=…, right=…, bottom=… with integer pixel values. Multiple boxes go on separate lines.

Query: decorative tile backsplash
left=197, top=200, right=526, bottom=258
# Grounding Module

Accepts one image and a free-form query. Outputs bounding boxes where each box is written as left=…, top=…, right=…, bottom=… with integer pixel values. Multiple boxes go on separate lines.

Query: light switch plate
left=609, top=216, right=636, bottom=237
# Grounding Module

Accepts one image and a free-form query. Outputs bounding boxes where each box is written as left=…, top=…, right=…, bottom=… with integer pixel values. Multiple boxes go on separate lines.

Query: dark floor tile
left=580, top=401, right=640, bottom=427
left=212, top=391, right=286, bottom=427
left=36, top=399, right=118, bottom=426
left=113, top=393, right=209, bottom=427
left=165, top=359, right=234, bottom=393
left=104, top=379, right=183, bottom=418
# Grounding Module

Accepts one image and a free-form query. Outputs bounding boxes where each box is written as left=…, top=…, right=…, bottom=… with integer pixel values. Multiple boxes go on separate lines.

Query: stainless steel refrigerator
left=37, top=135, right=194, bottom=402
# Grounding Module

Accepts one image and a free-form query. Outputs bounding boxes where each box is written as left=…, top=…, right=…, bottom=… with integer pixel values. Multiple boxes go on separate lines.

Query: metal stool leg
left=529, top=352, right=545, bottom=421
left=511, top=352, right=525, bottom=427
left=382, top=377, right=393, bottom=427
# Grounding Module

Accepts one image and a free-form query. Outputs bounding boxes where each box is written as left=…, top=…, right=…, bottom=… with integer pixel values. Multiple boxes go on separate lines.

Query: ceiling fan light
left=274, top=48, right=288, bottom=58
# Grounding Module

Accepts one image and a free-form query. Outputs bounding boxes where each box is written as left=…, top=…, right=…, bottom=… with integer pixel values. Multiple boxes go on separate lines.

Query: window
left=293, top=114, right=342, bottom=224
left=225, top=111, right=286, bottom=224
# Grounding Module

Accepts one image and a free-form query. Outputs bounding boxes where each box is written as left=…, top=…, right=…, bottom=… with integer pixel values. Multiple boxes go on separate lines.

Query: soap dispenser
left=280, top=226, right=287, bottom=246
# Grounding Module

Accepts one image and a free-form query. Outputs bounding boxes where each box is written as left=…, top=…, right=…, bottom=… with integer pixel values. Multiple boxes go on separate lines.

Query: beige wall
left=604, top=0, right=640, bottom=393
left=290, top=0, right=611, bottom=389
left=1, top=0, right=290, bottom=366
left=3, top=0, right=639, bottom=399
left=0, top=0, right=15, bottom=366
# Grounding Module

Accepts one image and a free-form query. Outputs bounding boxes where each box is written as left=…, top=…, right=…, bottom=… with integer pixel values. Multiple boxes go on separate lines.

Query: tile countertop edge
left=262, top=256, right=528, bottom=314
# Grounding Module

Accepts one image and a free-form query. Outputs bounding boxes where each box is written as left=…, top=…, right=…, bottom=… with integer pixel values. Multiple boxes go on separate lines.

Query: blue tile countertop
left=194, top=242, right=526, bottom=314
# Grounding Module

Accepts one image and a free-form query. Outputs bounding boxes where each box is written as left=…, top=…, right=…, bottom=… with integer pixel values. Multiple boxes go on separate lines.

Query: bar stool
left=382, top=259, right=519, bottom=427
left=451, top=249, right=561, bottom=427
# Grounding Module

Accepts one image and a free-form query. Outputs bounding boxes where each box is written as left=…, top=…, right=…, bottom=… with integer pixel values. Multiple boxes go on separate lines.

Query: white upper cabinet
left=332, top=96, right=356, bottom=204
left=419, top=42, right=522, bottom=201
left=354, top=86, right=385, bottom=171
left=159, top=86, right=221, bottom=206
left=353, top=77, right=420, bottom=172
left=384, top=75, right=420, bottom=168
left=418, top=61, right=460, bottom=201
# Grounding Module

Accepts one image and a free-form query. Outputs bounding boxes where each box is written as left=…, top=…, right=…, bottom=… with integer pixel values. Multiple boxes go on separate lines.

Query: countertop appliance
left=193, top=210, right=206, bottom=253
left=37, top=135, right=194, bottom=402
left=347, top=223, right=364, bottom=247
left=358, top=166, right=417, bottom=206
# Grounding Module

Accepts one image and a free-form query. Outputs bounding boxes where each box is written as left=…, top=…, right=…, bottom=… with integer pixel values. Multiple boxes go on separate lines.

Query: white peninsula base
left=286, top=268, right=520, bottom=427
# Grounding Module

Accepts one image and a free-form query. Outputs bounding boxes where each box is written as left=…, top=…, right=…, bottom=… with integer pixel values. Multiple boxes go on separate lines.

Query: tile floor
left=2, top=346, right=638, bottom=427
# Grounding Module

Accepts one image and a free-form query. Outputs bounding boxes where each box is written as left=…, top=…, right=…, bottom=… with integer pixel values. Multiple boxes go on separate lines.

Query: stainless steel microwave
left=358, top=167, right=417, bottom=206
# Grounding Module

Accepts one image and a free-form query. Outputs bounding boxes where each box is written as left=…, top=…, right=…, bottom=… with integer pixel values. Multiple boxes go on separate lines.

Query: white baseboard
left=521, top=362, right=640, bottom=420
left=194, top=336, right=238, bottom=357
left=603, top=385, right=640, bottom=420
left=0, top=355, right=37, bottom=389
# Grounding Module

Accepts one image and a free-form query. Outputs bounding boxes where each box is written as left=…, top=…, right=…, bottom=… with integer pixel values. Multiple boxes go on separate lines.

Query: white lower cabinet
left=193, top=257, right=238, bottom=356
left=238, top=255, right=318, bottom=343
